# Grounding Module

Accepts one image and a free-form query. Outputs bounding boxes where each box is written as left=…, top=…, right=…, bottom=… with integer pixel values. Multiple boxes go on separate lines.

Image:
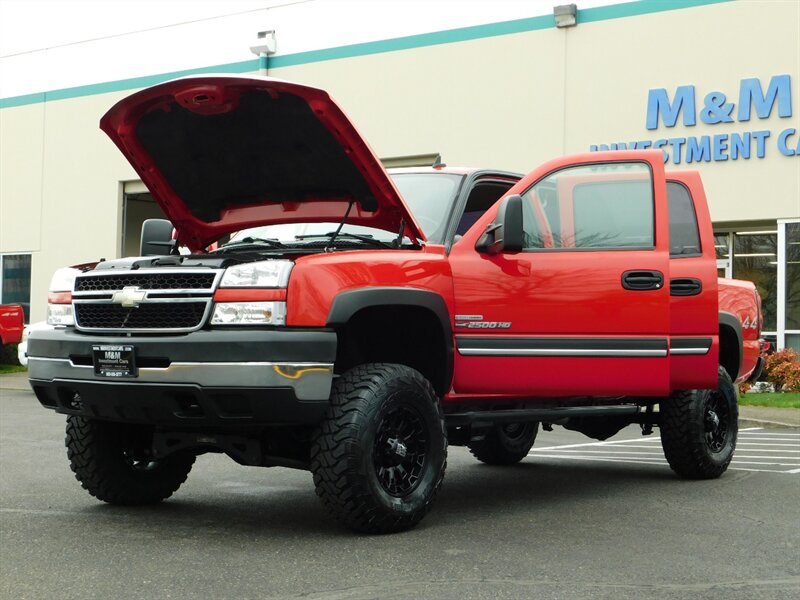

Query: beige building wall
left=562, top=0, right=800, bottom=223
left=1, top=91, right=141, bottom=320
left=1, top=0, right=798, bottom=322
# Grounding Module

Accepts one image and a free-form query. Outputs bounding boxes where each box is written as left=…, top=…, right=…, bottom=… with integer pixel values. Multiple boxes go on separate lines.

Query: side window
left=455, top=181, right=514, bottom=236
left=521, top=162, right=654, bottom=250
left=667, top=181, right=702, bottom=257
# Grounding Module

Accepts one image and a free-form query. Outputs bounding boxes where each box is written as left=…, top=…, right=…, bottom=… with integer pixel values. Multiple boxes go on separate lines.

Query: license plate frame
left=92, top=345, right=137, bottom=378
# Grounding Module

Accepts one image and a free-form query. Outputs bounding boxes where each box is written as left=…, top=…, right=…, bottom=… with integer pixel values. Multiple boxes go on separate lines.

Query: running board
left=445, top=405, right=641, bottom=427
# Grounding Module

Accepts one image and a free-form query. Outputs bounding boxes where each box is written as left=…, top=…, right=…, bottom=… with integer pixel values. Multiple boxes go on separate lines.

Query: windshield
left=390, top=173, right=462, bottom=243
left=224, top=172, right=463, bottom=247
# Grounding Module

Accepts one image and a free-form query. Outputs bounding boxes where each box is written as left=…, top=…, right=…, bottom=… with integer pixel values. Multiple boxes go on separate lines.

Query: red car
left=28, top=76, right=762, bottom=533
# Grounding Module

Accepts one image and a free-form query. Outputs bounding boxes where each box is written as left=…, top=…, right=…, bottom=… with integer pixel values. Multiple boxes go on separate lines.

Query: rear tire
left=66, top=416, right=195, bottom=505
left=468, top=422, right=539, bottom=465
left=310, top=363, right=447, bottom=534
left=660, top=366, right=738, bottom=479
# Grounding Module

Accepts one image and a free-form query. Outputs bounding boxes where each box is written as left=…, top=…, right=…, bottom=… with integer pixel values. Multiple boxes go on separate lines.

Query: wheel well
left=334, top=305, right=449, bottom=396
left=719, top=324, right=740, bottom=382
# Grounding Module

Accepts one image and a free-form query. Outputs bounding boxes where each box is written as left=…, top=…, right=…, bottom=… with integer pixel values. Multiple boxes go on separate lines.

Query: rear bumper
left=746, top=355, right=765, bottom=384
left=27, top=327, right=336, bottom=426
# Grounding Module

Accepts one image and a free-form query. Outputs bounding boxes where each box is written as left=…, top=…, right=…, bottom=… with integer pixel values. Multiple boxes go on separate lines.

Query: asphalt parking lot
left=1, top=384, right=799, bottom=600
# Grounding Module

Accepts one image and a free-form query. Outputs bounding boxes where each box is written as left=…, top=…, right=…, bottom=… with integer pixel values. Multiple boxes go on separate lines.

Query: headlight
left=47, top=304, right=74, bottom=326
left=220, top=260, right=293, bottom=288
left=50, top=267, right=81, bottom=292
left=211, top=302, right=286, bottom=325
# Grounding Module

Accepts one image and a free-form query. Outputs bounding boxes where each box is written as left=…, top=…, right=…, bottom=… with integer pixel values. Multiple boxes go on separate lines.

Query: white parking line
left=719, top=448, right=800, bottom=453
left=529, top=426, right=799, bottom=474
left=740, top=430, right=800, bottom=436
left=736, top=437, right=800, bottom=441
left=736, top=443, right=800, bottom=447
left=531, top=454, right=667, bottom=466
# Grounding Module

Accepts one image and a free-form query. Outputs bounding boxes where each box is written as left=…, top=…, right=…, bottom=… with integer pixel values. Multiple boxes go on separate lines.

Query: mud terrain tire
left=310, top=363, right=447, bottom=534
left=468, top=422, right=539, bottom=465
left=66, top=416, right=195, bottom=505
left=660, top=366, right=738, bottom=479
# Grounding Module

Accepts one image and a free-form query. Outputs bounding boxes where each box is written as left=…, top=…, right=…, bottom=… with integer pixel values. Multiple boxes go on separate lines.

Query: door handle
left=670, top=278, right=702, bottom=296
left=622, top=270, right=664, bottom=291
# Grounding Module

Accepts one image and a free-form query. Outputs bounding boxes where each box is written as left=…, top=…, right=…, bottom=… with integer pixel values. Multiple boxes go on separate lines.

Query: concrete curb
left=0, top=372, right=30, bottom=392
left=739, top=418, right=800, bottom=431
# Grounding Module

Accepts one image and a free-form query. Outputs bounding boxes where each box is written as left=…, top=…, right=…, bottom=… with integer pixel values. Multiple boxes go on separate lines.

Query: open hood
left=100, top=75, right=424, bottom=250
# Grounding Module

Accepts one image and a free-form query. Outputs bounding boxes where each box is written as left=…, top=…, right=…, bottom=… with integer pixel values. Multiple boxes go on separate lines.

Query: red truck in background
left=0, top=304, right=24, bottom=352
left=27, top=76, right=763, bottom=534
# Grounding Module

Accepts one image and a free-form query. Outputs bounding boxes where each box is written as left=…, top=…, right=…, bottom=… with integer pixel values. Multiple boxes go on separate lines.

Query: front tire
left=310, top=363, right=447, bottom=534
left=660, top=366, right=738, bottom=479
left=468, top=422, right=539, bottom=465
left=66, top=416, right=195, bottom=505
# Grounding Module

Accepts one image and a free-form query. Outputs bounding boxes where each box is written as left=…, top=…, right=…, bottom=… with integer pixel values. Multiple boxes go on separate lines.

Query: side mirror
left=140, top=219, right=175, bottom=256
left=475, top=195, right=524, bottom=254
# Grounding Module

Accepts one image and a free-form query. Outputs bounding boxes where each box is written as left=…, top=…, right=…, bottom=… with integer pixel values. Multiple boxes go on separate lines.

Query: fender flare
left=719, top=311, right=743, bottom=380
left=326, top=287, right=454, bottom=392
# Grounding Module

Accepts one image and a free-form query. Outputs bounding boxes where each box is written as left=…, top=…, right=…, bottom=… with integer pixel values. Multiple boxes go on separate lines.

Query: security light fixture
left=249, top=30, right=276, bottom=56
left=554, top=4, right=578, bottom=28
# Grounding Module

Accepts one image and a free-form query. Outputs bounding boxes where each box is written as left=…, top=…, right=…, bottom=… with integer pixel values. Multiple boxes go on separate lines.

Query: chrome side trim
left=457, top=348, right=667, bottom=357
left=669, top=337, right=712, bottom=356
left=455, top=336, right=668, bottom=358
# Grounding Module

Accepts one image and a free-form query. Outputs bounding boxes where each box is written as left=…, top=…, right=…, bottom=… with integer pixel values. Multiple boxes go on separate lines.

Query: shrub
left=0, top=342, right=21, bottom=365
left=764, top=348, right=800, bottom=392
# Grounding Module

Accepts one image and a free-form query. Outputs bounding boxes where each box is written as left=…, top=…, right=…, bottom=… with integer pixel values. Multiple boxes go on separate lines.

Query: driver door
left=448, top=150, right=671, bottom=399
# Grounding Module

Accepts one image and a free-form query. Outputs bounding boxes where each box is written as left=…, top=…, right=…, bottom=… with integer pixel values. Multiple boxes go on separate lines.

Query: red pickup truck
left=0, top=304, right=24, bottom=353
left=27, top=76, right=762, bottom=533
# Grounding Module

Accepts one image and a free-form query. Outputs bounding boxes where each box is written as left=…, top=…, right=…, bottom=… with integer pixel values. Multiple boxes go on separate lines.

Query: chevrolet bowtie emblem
left=112, top=286, right=147, bottom=308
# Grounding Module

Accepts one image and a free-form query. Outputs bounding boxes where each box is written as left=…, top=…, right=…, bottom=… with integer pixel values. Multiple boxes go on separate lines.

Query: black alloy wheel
left=373, top=405, right=428, bottom=497
left=704, top=389, right=731, bottom=453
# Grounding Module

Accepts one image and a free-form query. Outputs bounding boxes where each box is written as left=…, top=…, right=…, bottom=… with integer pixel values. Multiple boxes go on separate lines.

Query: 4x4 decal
left=742, top=315, right=759, bottom=330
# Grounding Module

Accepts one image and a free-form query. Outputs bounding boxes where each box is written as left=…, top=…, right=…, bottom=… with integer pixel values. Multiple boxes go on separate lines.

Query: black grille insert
left=75, top=302, right=208, bottom=330
left=75, top=273, right=215, bottom=292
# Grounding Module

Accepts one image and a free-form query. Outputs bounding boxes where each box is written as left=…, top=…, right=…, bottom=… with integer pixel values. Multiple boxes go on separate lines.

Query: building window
left=715, top=233, right=731, bottom=278
left=781, top=220, right=800, bottom=351
left=732, top=231, right=777, bottom=332
left=0, top=254, right=32, bottom=322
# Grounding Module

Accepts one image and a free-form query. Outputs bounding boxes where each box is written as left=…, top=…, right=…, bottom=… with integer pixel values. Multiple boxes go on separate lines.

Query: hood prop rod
left=393, top=219, right=406, bottom=248
left=325, top=200, right=355, bottom=252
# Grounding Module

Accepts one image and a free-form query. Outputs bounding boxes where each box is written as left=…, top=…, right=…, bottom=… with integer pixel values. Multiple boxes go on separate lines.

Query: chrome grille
left=75, top=272, right=216, bottom=292
left=75, top=302, right=208, bottom=330
left=73, top=269, right=221, bottom=333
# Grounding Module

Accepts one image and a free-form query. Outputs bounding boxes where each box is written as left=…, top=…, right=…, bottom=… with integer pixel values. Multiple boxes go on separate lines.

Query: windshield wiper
left=295, top=232, right=393, bottom=249
left=218, top=237, right=285, bottom=250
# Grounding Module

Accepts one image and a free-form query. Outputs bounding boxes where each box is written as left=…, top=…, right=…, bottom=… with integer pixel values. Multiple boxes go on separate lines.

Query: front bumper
left=27, top=327, right=336, bottom=426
